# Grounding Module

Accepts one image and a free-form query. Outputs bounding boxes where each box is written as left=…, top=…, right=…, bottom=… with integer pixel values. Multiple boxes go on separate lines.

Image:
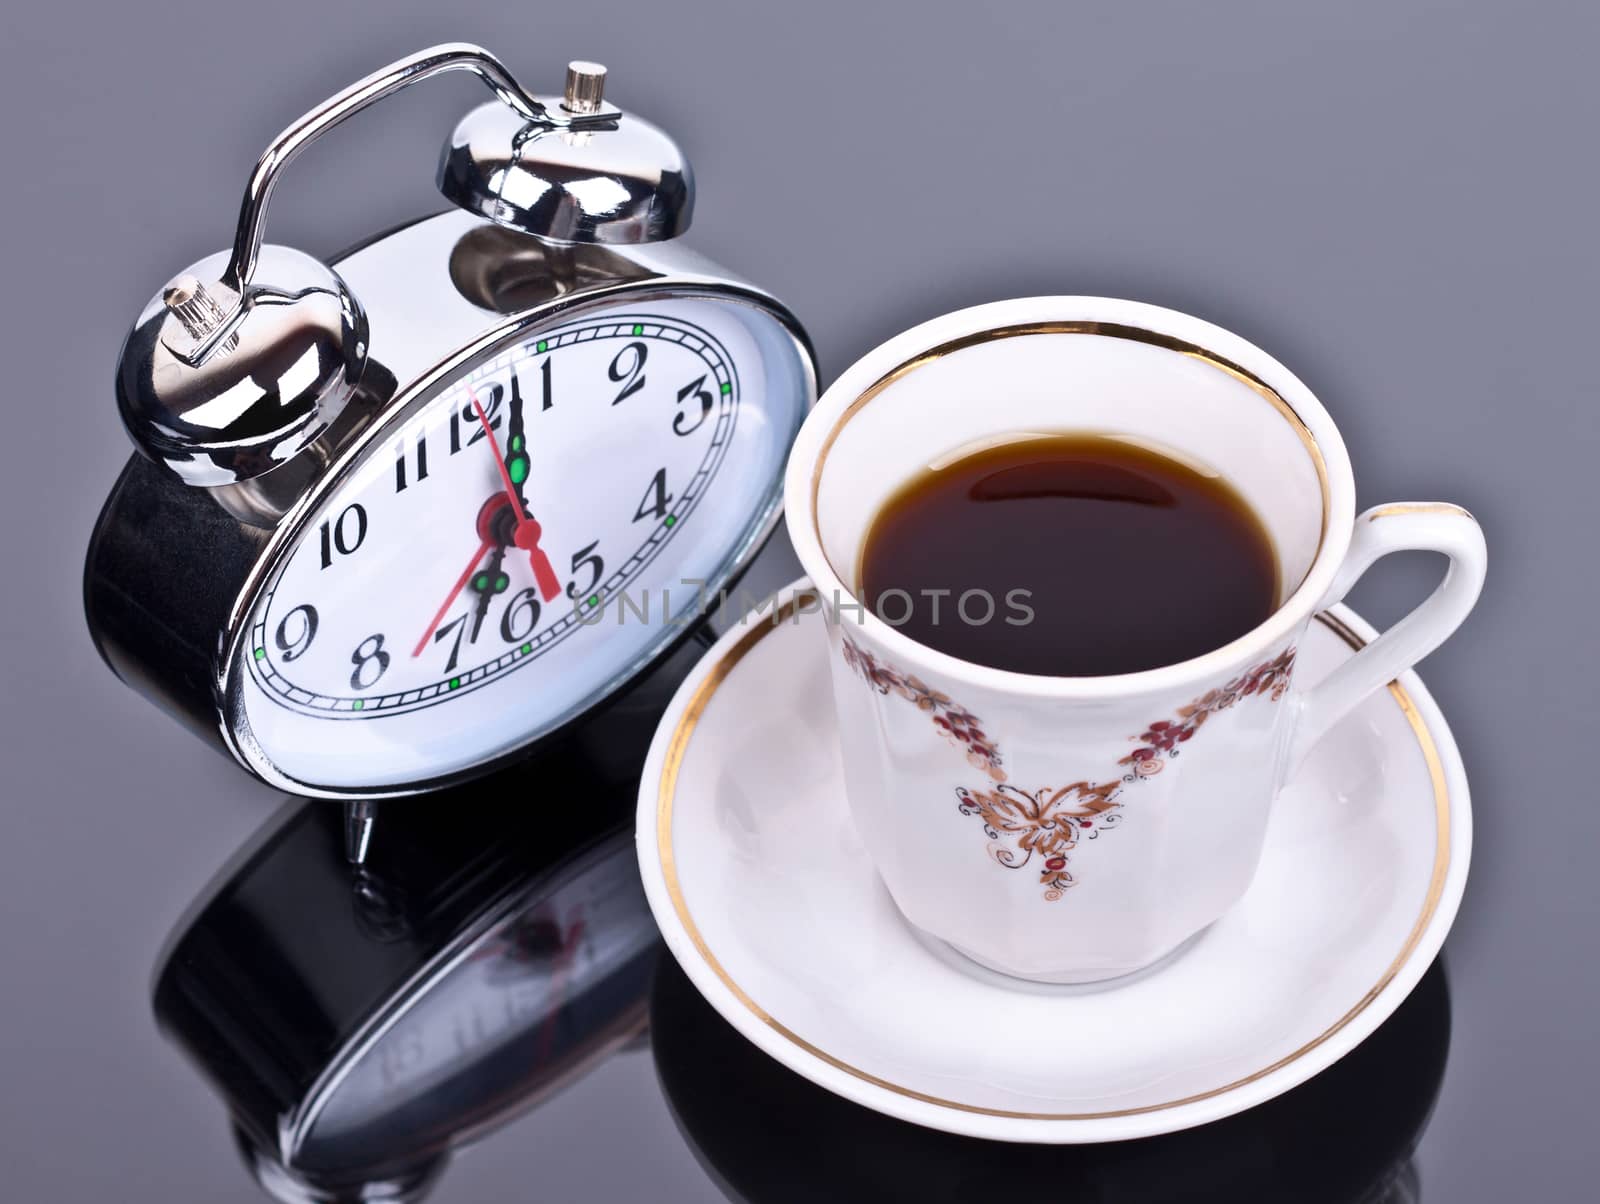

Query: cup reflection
left=651, top=955, right=1450, bottom=1204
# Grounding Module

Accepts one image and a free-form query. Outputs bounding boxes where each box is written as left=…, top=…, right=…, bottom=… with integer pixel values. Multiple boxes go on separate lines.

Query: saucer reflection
left=151, top=648, right=699, bottom=1203
left=651, top=957, right=1450, bottom=1204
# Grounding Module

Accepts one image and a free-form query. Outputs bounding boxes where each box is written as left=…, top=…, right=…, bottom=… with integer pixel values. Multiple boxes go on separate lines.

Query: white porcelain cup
left=783, top=297, right=1486, bottom=984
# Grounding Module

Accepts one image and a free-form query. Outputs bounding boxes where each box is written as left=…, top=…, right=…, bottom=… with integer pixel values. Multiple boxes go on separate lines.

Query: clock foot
left=345, top=799, right=378, bottom=866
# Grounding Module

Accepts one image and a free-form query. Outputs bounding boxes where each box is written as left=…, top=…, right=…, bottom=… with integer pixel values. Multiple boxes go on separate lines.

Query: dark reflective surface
left=156, top=800, right=658, bottom=1202
left=653, top=956, right=1448, bottom=1204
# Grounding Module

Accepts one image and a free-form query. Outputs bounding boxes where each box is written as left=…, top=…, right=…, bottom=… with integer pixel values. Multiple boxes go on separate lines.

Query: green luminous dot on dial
left=720, top=381, right=732, bottom=394
left=587, top=594, right=599, bottom=607
left=449, top=677, right=461, bottom=690
left=520, top=643, right=532, bottom=655
left=663, top=515, right=676, bottom=527
left=536, top=340, right=548, bottom=353
left=631, top=324, right=644, bottom=336
left=352, top=699, right=364, bottom=711
left=509, top=457, right=528, bottom=485
left=253, top=648, right=266, bottom=660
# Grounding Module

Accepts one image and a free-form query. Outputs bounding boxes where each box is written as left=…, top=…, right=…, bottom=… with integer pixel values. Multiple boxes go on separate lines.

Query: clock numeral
left=319, top=504, right=368, bottom=569
left=673, top=375, right=715, bottom=437
left=634, top=467, right=673, bottom=523
left=273, top=604, right=319, bottom=662
left=540, top=356, right=554, bottom=411
left=500, top=587, right=542, bottom=642
left=565, top=541, right=606, bottom=602
left=608, top=342, right=648, bottom=405
left=436, top=575, right=540, bottom=671
left=433, top=614, right=470, bottom=674
left=394, top=435, right=429, bottom=493
left=350, top=633, right=391, bottom=691
left=450, top=384, right=503, bottom=454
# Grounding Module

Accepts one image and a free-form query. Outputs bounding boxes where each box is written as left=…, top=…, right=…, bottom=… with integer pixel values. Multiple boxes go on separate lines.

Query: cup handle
left=1288, top=503, right=1486, bottom=773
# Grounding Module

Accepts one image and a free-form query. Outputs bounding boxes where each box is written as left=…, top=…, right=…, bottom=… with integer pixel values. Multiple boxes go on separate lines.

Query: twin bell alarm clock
left=84, top=43, right=817, bottom=848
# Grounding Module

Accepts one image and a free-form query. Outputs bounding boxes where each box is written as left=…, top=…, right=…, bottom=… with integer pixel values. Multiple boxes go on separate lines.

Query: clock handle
left=221, top=43, right=613, bottom=290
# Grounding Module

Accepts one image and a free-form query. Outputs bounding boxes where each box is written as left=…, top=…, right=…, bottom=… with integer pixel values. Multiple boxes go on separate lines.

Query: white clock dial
left=233, top=297, right=807, bottom=789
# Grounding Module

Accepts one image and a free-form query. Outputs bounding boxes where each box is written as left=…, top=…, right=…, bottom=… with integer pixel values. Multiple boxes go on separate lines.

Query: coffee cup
left=783, top=296, right=1485, bottom=983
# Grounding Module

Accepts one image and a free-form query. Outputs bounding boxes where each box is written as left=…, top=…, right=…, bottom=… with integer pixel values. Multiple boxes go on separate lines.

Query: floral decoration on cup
left=840, top=633, right=1005, bottom=781
left=1118, top=649, right=1296, bottom=776
left=956, top=782, right=1123, bottom=901
left=838, top=632, right=1297, bottom=899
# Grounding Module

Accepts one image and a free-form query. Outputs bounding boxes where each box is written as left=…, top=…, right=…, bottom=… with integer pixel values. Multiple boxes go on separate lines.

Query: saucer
left=636, top=580, right=1471, bottom=1143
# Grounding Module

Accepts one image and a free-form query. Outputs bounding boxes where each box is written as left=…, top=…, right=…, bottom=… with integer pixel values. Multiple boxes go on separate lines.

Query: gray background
left=2, top=0, right=1595, bottom=1199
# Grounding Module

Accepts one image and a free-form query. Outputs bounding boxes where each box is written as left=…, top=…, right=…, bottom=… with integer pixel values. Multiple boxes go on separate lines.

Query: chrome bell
left=115, top=248, right=367, bottom=488
left=439, top=61, right=694, bottom=245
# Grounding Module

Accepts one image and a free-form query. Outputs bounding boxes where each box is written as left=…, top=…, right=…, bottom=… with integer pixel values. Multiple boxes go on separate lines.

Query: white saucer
left=636, top=581, right=1471, bottom=1143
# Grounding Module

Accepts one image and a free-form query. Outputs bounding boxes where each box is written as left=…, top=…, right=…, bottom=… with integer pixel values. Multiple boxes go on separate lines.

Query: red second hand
left=470, top=393, right=561, bottom=602
left=413, top=538, right=493, bottom=658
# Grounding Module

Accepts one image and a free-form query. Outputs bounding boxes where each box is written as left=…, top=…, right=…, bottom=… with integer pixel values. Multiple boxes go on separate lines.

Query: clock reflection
left=152, top=639, right=696, bottom=1204
left=651, top=956, right=1451, bottom=1204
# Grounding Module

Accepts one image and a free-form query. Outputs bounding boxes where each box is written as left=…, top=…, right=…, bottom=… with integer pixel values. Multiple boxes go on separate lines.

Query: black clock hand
left=502, top=370, right=563, bottom=593
left=468, top=542, right=510, bottom=643
left=505, top=370, right=531, bottom=513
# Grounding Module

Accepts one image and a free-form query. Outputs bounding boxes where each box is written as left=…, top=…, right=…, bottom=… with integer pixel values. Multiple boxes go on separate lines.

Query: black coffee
left=859, top=434, right=1278, bottom=676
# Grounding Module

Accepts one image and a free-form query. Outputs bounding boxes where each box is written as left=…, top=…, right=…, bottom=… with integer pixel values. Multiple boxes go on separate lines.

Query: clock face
left=232, top=295, right=809, bottom=789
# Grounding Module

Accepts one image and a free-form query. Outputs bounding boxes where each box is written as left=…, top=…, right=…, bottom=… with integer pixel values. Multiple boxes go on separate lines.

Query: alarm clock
left=84, top=45, right=817, bottom=824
